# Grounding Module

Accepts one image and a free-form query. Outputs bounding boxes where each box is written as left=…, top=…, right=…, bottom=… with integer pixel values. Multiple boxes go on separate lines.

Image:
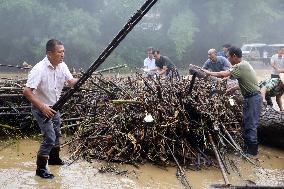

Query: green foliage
left=204, top=1, right=234, bottom=27
left=167, top=10, right=199, bottom=60
left=0, top=0, right=283, bottom=70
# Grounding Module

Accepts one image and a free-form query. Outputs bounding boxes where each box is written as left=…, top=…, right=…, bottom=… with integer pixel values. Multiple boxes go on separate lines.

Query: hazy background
left=0, top=0, right=283, bottom=71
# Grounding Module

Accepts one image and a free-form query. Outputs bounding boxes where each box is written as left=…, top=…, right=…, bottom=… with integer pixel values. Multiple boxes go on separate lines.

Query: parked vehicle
left=241, top=43, right=267, bottom=58
left=241, top=43, right=284, bottom=59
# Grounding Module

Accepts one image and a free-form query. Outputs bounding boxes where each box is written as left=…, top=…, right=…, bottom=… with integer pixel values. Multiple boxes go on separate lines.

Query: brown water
left=0, top=138, right=283, bottom=189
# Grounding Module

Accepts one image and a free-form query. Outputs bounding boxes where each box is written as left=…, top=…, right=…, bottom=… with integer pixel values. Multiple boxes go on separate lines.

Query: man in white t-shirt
left=23, top=39, right=77, bottom=179
left=143, top=47, right=156, bottom=77
left=271, top=47, right=284, bottom=78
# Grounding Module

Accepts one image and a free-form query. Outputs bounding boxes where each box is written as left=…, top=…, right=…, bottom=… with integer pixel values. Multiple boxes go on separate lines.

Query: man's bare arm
left=260, top=86, right=267, bottom=103
left=203, top=69, right=231, bottom=78
left=67, top=78, right=78, bottom=87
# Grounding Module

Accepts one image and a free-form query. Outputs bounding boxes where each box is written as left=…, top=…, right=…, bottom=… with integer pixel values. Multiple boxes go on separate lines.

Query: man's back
left=230, top=61, right=259, bottom=96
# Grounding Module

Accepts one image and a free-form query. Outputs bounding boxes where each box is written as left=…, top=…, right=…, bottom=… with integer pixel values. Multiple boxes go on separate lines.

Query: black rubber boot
left=36, top=155, right=54, bottom=179
left=48, top=146, right=65, bottom=165
left=245, top=143, right=258, bottom=156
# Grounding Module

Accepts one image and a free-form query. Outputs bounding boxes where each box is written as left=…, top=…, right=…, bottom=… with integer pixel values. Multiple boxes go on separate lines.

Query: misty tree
left=0, top=0, right=284, bottom=70
left=232, top=0, right=283, bottom=43
left=0, top=0, right=100, bottom=68
left=167, top=10, right=199, bottom=60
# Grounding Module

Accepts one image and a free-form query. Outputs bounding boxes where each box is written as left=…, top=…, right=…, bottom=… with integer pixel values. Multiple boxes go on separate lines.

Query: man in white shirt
left=271, top=47, right=284, bottom=78
left=143, top=47, right=156, bottom=77
left=23, top=39, right=77, bottom=179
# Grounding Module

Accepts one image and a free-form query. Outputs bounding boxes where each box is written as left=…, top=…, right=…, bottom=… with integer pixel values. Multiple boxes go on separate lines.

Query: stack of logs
left=0, top=77, right=34, bottom=133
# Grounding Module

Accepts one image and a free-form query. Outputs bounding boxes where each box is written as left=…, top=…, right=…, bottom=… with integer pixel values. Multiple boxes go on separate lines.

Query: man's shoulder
left=58, top=62, right=69, bottom=70
left=217, top=51, right=225, bottom=57
left=271, top=54, right=278, bottom=59
left=162, top=55, right=171, bottom=61
left=238, top=60, right=249, bottom=65
left=204, top=59, right=211, bottom=64
left=272, top=54, right=278, bottom=57
left=32, top=58, right=47, bottom=71
left=217, top=56, right=228, bottom=62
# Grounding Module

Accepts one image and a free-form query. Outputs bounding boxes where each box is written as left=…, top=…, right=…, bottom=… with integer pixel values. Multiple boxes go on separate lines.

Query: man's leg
left=31, top=106, right=56, bottom=179
left=265, top=94, right=273, bottom=107
left=48, top=112, right=65, bottom=165
left=242, top=94, right=262, bottom=156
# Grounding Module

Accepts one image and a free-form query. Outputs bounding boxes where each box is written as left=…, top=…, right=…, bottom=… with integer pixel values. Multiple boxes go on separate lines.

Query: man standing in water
left=23, top=39, right=77, bottom=179
left=203, top=46, right=262, bottom=156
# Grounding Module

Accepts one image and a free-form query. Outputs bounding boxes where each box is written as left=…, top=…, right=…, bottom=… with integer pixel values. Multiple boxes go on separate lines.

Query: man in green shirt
left=259, top=73, right=284, bottom=111
left=203, top=46, right=262, bottom=156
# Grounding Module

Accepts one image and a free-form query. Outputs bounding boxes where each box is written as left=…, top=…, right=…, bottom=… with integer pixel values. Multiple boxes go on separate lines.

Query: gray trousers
left=242, top=93, right=262, bottom=145
left=31, top=106, right=61, bottom=157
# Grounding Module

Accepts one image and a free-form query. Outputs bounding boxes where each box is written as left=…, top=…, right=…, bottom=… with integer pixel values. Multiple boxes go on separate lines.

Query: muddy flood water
left=0, top=138, right=283, bottom=189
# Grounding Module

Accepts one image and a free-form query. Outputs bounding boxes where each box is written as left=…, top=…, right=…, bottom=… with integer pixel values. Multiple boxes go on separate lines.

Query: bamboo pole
left=208, top=133, right=231, bottom=186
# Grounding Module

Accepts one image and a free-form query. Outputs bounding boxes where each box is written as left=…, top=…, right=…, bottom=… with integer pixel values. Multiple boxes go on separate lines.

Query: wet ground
left=0, top=138, right=283, bottom=189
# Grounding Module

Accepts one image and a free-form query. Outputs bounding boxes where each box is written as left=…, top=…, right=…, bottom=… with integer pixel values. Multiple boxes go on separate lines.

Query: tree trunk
left=258, top=107, right=284, bottom=148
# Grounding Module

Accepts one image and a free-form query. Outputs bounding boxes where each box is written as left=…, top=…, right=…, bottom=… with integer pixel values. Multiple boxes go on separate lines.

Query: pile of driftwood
left=66, top=74, right=244, bottom=169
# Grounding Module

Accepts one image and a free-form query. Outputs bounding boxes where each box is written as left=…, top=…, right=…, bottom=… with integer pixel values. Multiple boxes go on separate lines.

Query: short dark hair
left=152, top=49, right=160, bottom=54
left=228, top=46, right=242, bottom=58
left=222, top=44, right=231, bottom=48
left=46, top=39, right=63, bottom=53
left=147, top=47, right=154, bottom=52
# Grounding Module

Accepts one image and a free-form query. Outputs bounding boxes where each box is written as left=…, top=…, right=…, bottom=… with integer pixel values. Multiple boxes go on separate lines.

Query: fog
left=0, top=0, right=283, bottom=70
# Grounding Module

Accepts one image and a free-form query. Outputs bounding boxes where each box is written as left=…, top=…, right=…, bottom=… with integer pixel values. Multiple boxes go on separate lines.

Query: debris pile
left=67, top=74, right=244, bottom=170
left=0, top=76, right=34, bottom=133
left=0, top=72, right=249, bottom=170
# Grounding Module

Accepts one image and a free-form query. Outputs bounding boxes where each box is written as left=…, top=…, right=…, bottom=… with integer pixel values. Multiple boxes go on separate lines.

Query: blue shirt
left=202, top=56, right=231, bottom=72
left=217, top=51, right=227, bottom=58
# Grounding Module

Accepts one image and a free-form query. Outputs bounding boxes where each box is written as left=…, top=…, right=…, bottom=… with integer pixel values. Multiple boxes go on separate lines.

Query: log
left=258, top=107, right=284, bottom=148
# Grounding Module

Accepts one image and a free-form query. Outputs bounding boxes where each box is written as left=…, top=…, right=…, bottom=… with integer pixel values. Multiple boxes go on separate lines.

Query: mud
left=0, top=138, right=283, bottom=189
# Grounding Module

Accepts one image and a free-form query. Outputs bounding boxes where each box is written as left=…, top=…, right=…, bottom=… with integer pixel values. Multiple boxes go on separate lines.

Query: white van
left=241, top=43, right=267, bottom=58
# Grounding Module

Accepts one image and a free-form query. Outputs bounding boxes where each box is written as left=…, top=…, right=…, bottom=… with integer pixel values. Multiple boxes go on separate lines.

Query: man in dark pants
left=203, top=46, right=262, bottom=156
left=23, top=39, right=77, bottom=179
left=152, top=50, right=180, bottom=80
